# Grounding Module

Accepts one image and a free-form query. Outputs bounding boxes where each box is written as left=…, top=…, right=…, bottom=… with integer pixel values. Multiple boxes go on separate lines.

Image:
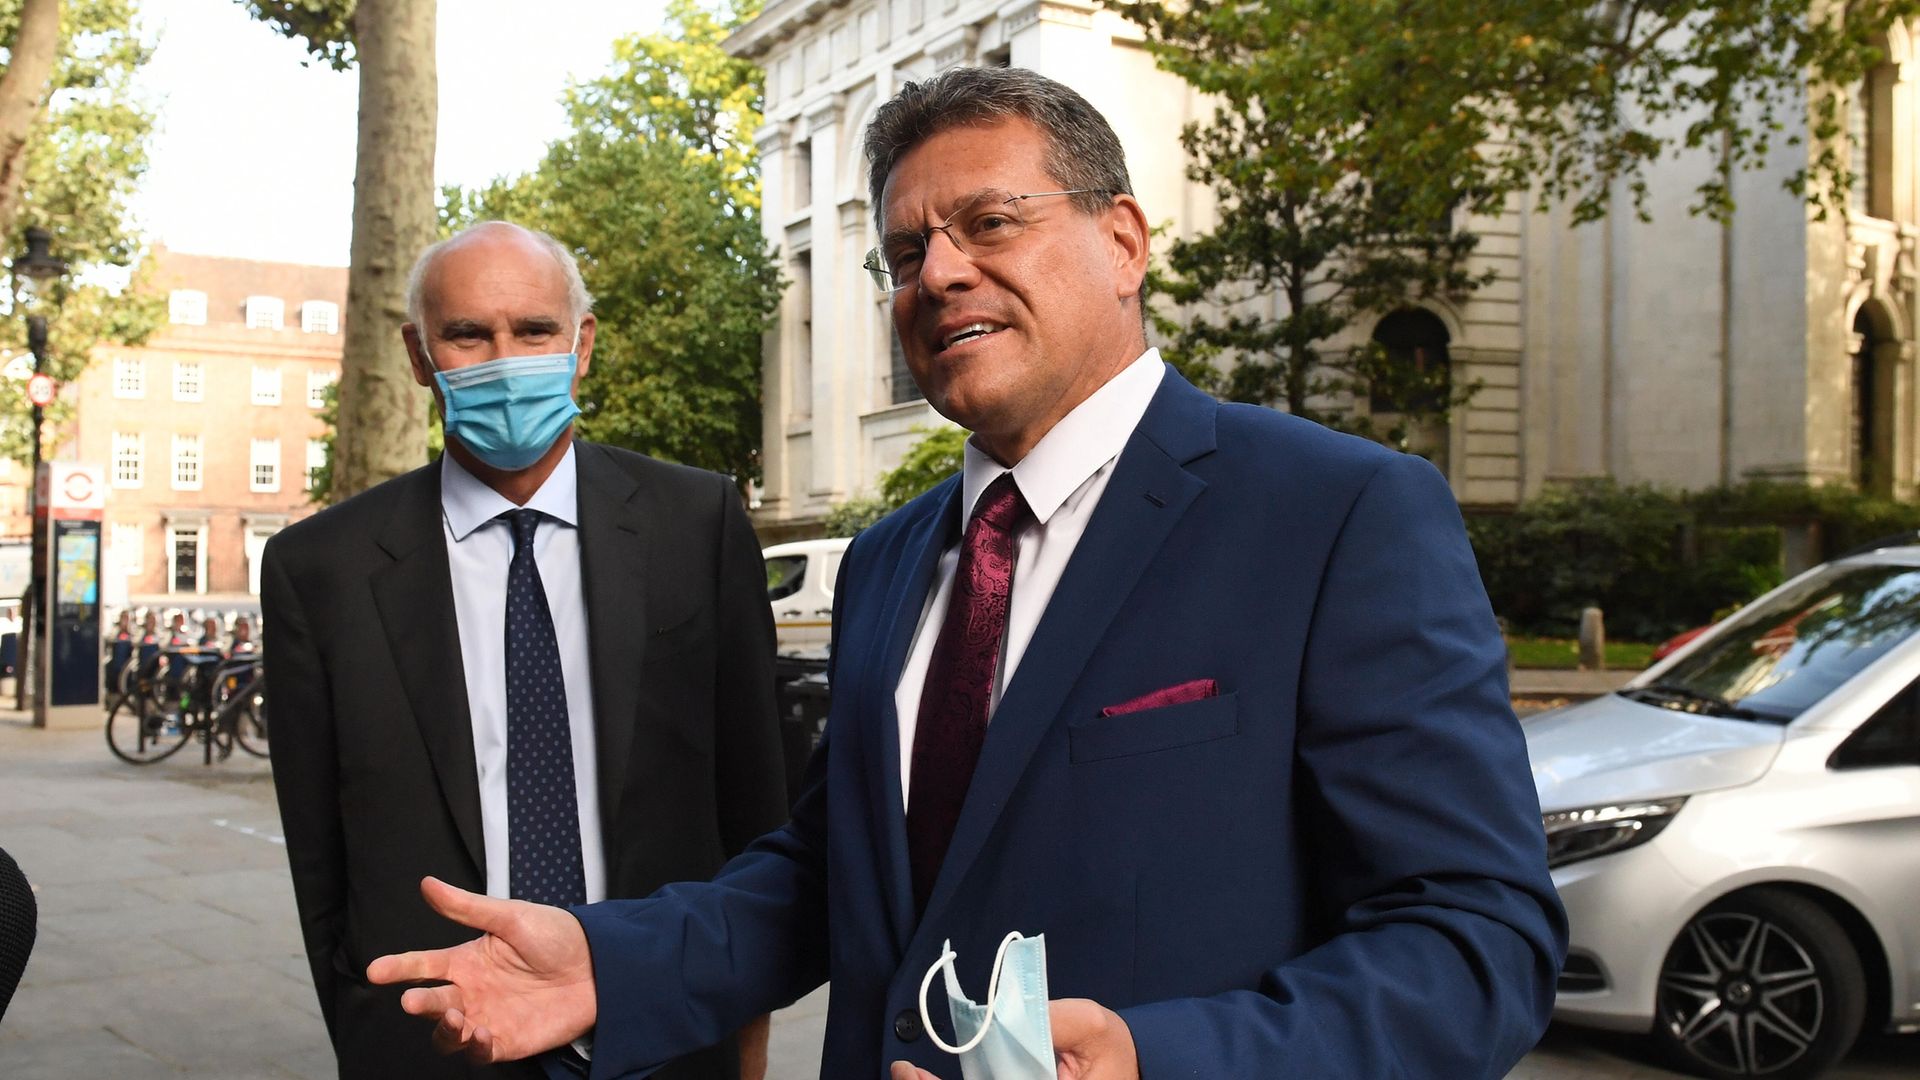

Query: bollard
left=1578, top=606, right=1606, bottom=671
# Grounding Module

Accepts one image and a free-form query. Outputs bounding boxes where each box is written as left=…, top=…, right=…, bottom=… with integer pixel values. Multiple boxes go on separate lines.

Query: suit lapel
left=864, top=477, right=962, bottom=949
left=915, top=370, right=1218, bottom=936
left=369, top=463, right=486, bottom=878
left=573, top=443, right=649, bottom=842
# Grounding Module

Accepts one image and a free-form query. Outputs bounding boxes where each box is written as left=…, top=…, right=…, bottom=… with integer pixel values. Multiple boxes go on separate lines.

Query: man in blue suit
left=370, top=66, right=1567, bottom=1078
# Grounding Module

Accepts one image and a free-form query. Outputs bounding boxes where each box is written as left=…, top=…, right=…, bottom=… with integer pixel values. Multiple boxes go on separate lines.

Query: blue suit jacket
left=576, top=367, right=1567, bottom=1078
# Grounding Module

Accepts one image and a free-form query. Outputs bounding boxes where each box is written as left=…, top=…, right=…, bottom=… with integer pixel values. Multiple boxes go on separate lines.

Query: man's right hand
left=366, top=876, right=598, bottom=1064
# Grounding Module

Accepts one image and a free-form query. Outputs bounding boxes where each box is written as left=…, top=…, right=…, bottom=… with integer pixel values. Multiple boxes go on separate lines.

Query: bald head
left=405, top=221, right=593, bottom=333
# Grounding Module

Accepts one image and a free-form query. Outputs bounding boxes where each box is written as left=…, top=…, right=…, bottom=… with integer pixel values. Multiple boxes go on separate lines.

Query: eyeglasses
left=862, top=188, right=1112, bottom=294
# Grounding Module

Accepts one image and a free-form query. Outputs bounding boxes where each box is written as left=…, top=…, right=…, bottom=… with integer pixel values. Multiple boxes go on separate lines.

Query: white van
left=764, top=537, right=850, bottom=652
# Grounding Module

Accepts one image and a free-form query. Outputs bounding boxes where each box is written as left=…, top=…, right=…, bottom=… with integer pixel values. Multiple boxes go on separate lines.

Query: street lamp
left=11, top=226, right=67, bottom=711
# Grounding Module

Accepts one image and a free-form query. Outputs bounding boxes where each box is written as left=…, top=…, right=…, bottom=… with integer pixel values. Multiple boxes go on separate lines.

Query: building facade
left=730, top=3, right=1920, bottom=533
left=62, top=247, right=345, bottom=604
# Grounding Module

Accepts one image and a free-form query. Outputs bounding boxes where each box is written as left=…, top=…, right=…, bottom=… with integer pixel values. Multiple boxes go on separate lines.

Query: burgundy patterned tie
left=908, top=472, right=1030, bottom=913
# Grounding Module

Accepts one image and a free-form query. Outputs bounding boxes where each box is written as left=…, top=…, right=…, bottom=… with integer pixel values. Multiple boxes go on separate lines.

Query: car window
left=1831, top=679, right=1920, bottom=769
left=1649, top=562, right=1920, bottom=723
left=766, top=555, right=806, bottom=602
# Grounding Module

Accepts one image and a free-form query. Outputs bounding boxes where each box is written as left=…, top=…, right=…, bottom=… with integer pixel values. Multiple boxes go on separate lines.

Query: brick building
left=62, top=247, right=346, bottom=604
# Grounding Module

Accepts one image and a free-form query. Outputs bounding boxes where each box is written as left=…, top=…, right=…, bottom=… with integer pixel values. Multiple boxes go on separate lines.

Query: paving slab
left=4, top=710, right=1913, bottom=1080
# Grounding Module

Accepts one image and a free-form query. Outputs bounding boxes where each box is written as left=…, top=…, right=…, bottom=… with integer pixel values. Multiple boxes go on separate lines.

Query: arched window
left=1852, top=306, right=1893, bottom=494
left=1369, top=308, right=1452, bottom=414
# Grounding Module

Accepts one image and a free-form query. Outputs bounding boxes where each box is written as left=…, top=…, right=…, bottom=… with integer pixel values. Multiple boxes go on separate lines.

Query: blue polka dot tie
left=502, top=509, right=586, bottom=908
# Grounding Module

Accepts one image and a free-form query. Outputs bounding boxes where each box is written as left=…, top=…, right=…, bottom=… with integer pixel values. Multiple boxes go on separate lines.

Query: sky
left=128, top=0, right=672, bottom=268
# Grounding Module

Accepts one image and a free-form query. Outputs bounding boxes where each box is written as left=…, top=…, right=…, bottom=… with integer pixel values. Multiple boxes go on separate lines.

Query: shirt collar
left=440, top=443, right=579, bottom=541
left=960, top=349, right=1167, bottom=527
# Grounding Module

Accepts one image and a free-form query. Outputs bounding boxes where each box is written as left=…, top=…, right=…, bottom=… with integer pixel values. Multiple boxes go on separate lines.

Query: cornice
left=725, top=0, right=855, bottom=61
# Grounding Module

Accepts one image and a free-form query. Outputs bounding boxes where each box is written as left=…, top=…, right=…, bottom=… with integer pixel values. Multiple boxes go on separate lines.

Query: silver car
left=1526, top=541, right=1920, bottom=1079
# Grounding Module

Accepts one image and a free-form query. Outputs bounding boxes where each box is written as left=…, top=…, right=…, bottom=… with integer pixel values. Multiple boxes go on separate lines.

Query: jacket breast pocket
left=1068, top=692, right=1239, bottom=764
left=642, top=607, right=712, bottom=665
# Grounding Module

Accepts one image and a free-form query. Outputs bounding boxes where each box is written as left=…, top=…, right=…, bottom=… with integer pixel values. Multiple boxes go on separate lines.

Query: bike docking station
left=30, top=461, right=104, bottom=730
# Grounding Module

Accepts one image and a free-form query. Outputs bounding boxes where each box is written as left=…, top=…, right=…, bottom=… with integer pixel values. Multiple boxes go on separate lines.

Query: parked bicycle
left=105, top=647, right=268, bottom=765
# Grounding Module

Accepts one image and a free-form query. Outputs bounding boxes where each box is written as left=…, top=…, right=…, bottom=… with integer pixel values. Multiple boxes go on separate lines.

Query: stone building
left=728, top=1, right=1920, bottom=535
left=61, top=247, right=345, bottom=604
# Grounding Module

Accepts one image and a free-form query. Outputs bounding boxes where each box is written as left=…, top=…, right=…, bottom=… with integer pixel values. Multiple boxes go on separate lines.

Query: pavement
left=1, top=708, right=1912, bottom=1079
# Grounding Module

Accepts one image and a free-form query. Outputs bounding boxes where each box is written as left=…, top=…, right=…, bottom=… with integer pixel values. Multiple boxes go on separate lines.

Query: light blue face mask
left=918, top=932, right=1056, bottom=1080
left=424, top=329, right=582, bottom=471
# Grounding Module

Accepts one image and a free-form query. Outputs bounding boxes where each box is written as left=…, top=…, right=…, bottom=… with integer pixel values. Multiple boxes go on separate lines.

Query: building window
left=113, top=356, right=145, bottom=399
left=791, top=253, right=812, bottom=419
left=173, top=360, right=203, bottom=402
left=245, top=295, right=285, bottom=330
left=168, top=289, right=207, bottom=326
left=169, top=524, right=203, bottom=594
left=112, top=522, right=142, bottom=577
left=111, top=432, right=143, bottom=488
left=250, top=438, right=280, bottom=493
left=307, top=370, right=334, bottom=409
left=172, top=433, right=202, bottom=491
left=888, top=326, right=920, bottom=405
left=300, top=299, right=339, bottom=334
left=252, top=365, right=283, bottom=406
left=306, top=438, right=327, bottom=491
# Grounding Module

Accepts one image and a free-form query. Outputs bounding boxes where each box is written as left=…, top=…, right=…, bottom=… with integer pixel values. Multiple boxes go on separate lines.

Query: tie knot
left=503, top=509, right=542, bottom=554
left=971, top=473, right=1028, bottom=535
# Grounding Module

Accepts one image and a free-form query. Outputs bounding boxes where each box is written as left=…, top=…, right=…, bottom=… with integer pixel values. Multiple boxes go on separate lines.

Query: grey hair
left=404, top=221, right=594, bottom=332
left=863, top=66, right=1133, bottom=232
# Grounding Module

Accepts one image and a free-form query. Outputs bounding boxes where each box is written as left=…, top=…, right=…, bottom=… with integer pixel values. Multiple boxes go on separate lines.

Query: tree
left=0, top=0, right=61, bottom=243
left=1112, top=0, right=1920, bottom=434
left=0, top=0, right=160, bottom=462
left=822, top=425, right=966, bottom=536
left=448, top=0, right=782, bottom=484
left=243, top=0, right=436, bottom=501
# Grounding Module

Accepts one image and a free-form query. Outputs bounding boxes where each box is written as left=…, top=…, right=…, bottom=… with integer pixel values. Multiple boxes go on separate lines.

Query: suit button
left=894, top=1008, right=924, bottom=1042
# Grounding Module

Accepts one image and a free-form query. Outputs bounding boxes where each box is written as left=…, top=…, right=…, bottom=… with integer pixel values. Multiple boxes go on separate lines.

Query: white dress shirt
left=894, top=350, right=1167, bottom=806
left=441, top=446, right=607, bottom=903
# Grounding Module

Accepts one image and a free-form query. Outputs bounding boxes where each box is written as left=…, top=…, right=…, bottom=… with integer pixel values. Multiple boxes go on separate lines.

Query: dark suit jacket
left=264, top=441, right=789, bottom=1080
left=568, top=368, right=1568, bottom=1078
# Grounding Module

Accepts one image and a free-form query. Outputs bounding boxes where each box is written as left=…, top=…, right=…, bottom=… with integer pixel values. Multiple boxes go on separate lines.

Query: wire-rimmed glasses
left=862, top=188, right=1112, bottom=294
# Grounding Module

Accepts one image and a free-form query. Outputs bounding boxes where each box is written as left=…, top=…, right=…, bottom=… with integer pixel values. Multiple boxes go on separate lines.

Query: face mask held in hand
left=425, top=328, right=583, bottom=471
left=918, top=931, right=1056, bottom=1080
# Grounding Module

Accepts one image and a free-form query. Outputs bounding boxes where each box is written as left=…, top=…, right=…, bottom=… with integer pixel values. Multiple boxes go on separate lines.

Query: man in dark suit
left=265, top=222, right=787, bottom=1079
left=369, top=70, right=1567, bottom=1078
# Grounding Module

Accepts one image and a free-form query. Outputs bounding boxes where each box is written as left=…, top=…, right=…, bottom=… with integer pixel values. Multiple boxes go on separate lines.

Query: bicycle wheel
left=214, top=667, right=268, bottom=759
left=105, top=690, right=189, bottom=764
left=232, top=698, right=269, bottom=758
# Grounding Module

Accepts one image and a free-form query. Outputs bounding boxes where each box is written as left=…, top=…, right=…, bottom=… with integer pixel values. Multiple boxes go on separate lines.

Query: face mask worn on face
left=917, top=931, right=1056, bottom=1080
left=424, top=328, right=582, bottom=471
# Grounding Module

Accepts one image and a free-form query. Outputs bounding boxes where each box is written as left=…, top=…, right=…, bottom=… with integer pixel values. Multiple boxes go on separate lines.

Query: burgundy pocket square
left=1100, top=678, right=1219, bottom=717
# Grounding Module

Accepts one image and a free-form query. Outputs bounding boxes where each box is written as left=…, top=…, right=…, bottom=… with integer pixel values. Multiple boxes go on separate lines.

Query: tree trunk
left=0, top=0, right=62, bottom=243
left=333, top=0, right=436, bottom=500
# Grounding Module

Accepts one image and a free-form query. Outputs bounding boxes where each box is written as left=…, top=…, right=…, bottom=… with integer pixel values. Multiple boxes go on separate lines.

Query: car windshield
left=1628, top=560, right=1920, bottom=723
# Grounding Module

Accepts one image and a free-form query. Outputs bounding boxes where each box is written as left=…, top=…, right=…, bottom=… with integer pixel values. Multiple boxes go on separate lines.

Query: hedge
left=1466, top=479, right=1920, bottom=640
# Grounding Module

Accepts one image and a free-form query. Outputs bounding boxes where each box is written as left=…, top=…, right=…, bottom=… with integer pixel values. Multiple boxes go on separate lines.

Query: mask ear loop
left=918, top=931, right=1025, bottom=1056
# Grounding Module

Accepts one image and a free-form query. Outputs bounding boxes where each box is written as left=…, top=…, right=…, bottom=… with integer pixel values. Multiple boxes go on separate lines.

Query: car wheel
left=1652, top=889, right=1866, bottom=1079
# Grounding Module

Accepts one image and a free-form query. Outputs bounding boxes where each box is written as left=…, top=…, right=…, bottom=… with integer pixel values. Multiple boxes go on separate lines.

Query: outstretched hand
left=365, top=876, right=598, bottom=1064
left=889, top=998, right=1138, bottom=1080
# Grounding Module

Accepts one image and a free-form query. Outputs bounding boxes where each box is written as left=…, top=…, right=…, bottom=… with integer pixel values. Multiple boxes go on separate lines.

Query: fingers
left=400, top=983, right=464, bottom=1019
left=428, top=1007, right=501, bottom=1064
left=366, top=946, right=451, bottom=986
left=889, top=1063, right=937, bottom=1080
left=431, top=1007, right=471, bottom=1056
left=419, top=875, right=519, bottom=936
left=1048, top=998, right=1107, bottom=1049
